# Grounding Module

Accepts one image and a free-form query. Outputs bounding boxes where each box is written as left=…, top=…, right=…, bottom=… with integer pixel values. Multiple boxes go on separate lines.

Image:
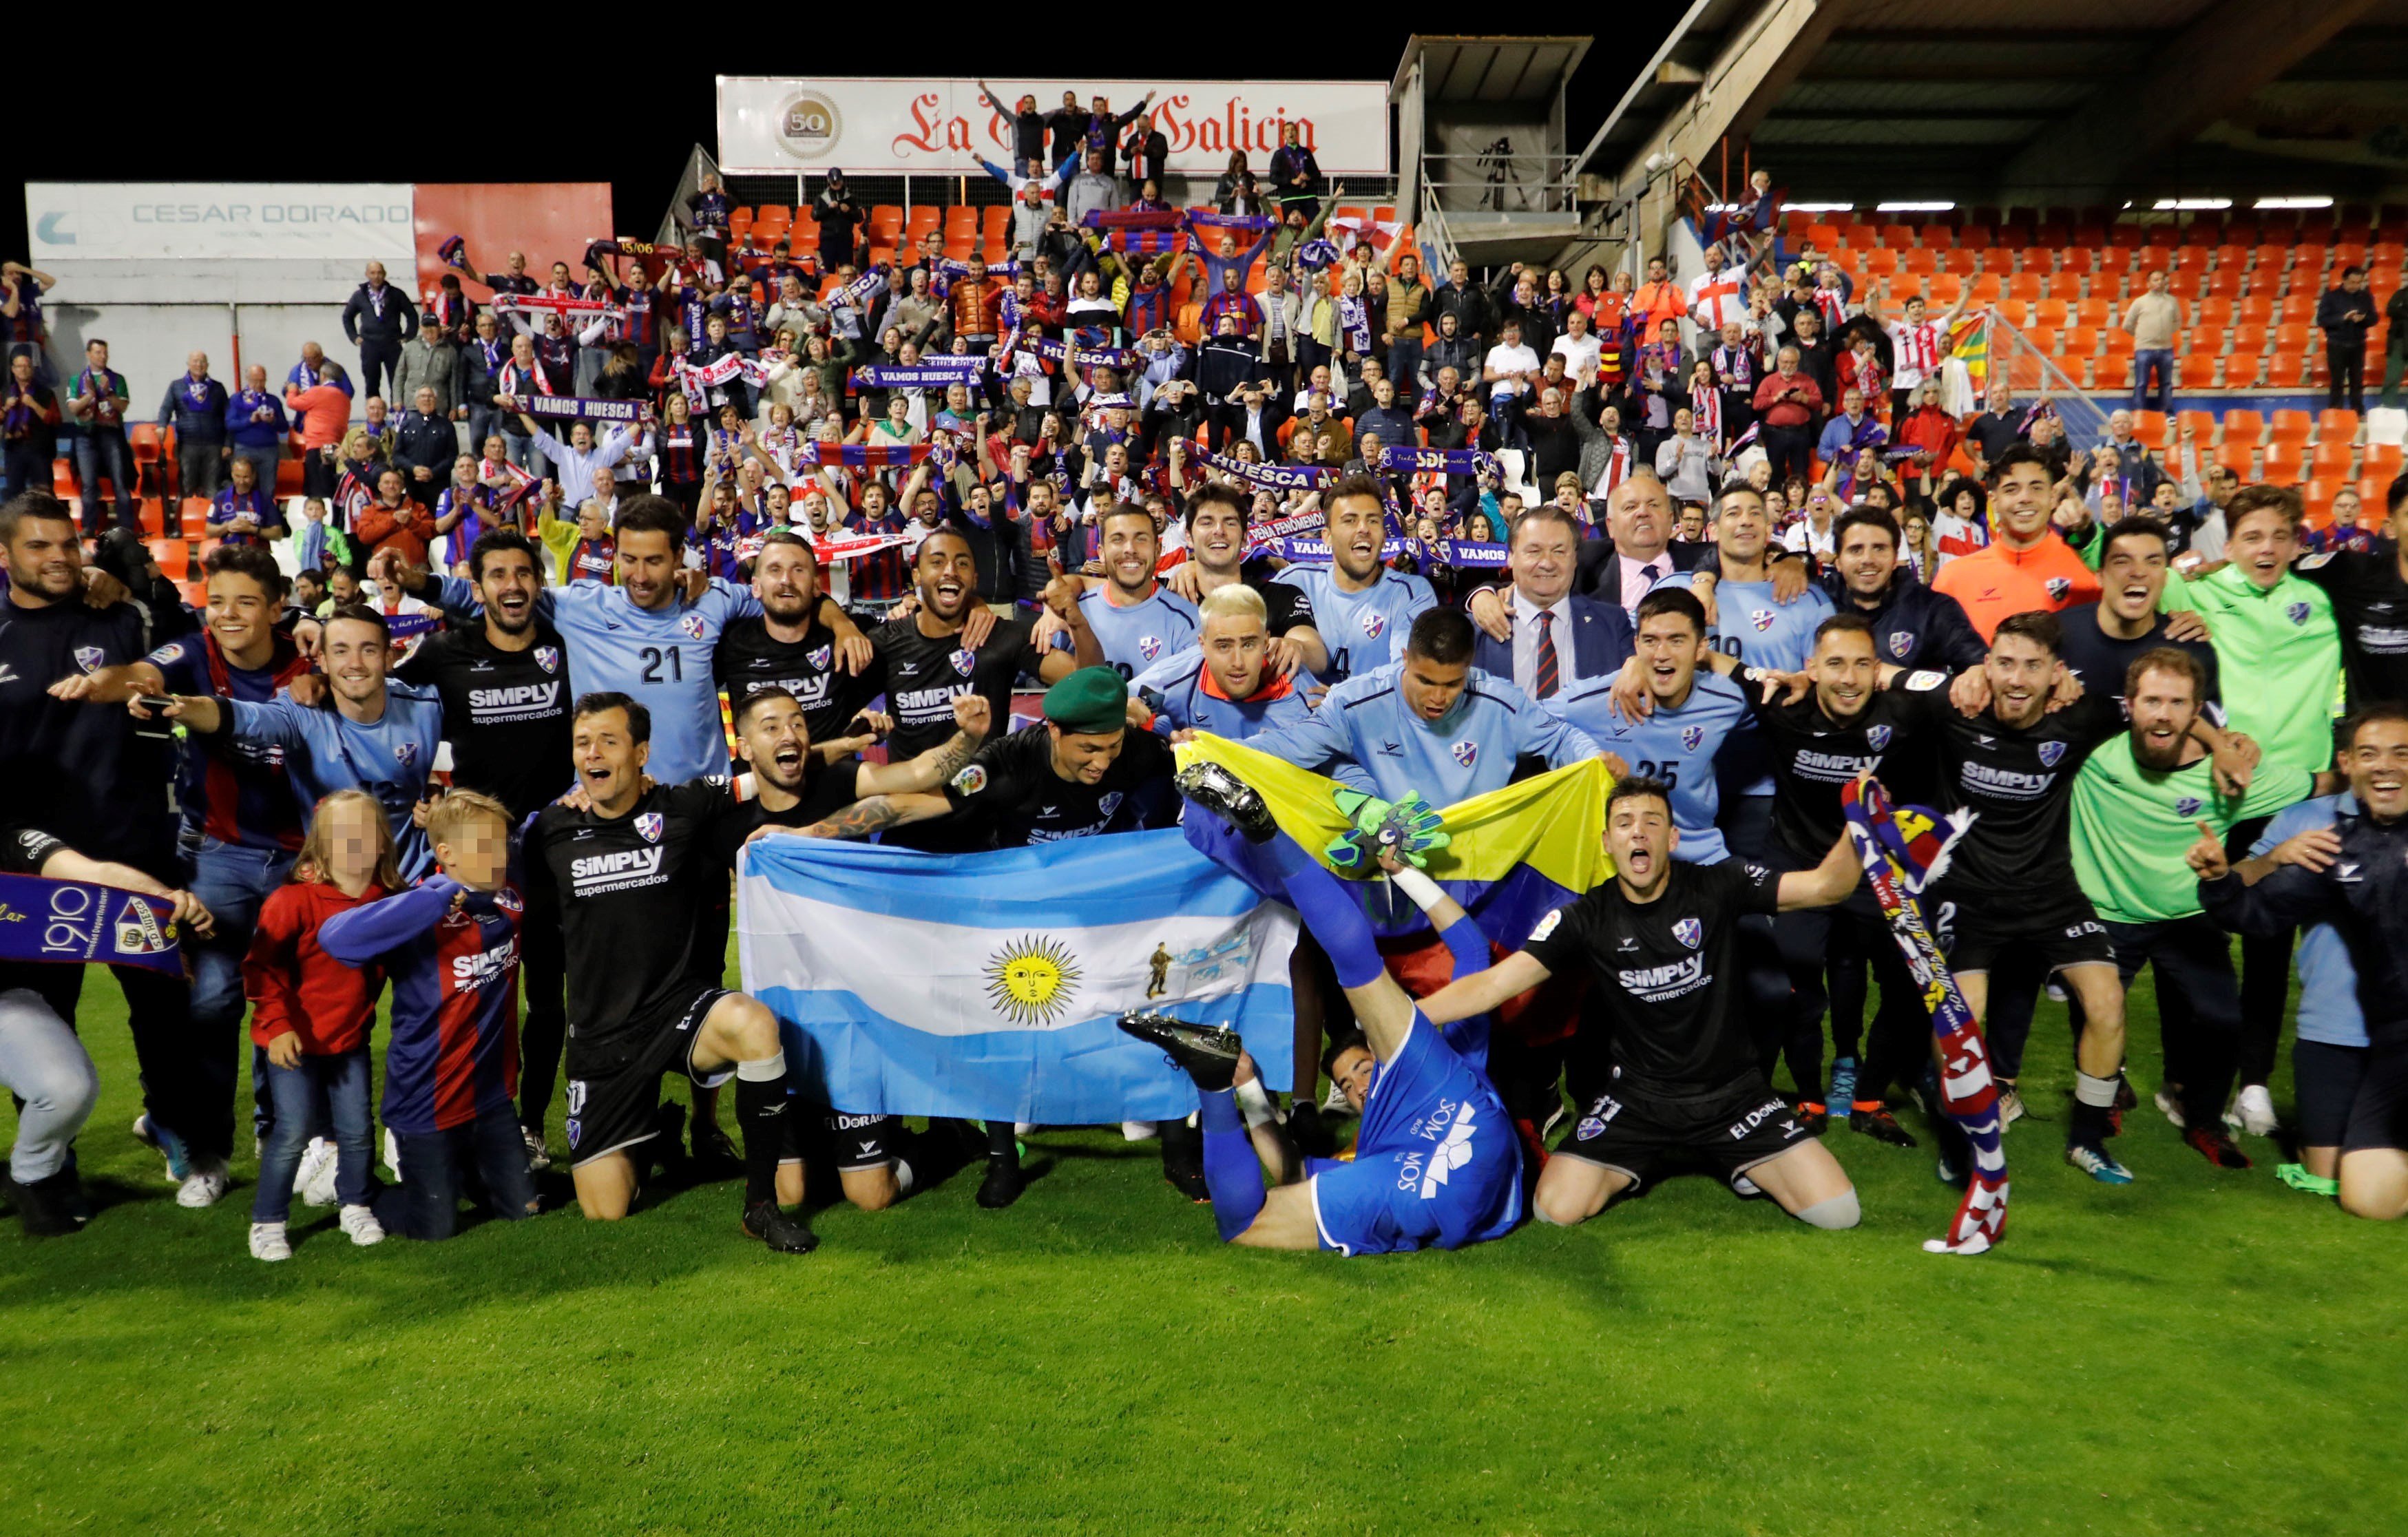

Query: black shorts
left=1934, top=883, right=2115, bottom=977
left=564, top=987, right=733, bottom=1168
left=1552, top=1071, right=1814, bottom=1191
left=2294, top=1039, right=2368, bottom=1150
left=2341, top=1041, right=2408, bottom=1156
left=823, top=1111, right=901, bottom=1172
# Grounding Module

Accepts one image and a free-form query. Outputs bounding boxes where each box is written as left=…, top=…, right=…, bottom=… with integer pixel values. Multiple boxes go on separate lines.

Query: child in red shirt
left=242, top=790, right=396, bottom=1262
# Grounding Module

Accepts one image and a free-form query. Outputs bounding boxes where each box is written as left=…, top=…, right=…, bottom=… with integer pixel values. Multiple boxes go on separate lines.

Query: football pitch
left=3, top=962, right=2403, bottom=1536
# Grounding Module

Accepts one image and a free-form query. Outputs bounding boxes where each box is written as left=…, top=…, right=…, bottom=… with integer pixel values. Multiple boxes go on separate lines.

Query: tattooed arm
left=746, top=793, right=953, bottom=844
left=856, top=695, right=992, bottom=796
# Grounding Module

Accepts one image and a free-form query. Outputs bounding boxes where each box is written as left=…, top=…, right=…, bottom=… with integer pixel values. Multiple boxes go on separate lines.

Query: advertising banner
left=25, top=182, right=416, bottom=262
left=718, top=77, right=1390, bottom=177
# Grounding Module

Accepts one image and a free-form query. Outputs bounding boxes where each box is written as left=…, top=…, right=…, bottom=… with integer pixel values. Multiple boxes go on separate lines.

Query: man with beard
left=729, top=685, right=991, bottom=1213
left=2071, top=648, right=2327, bottom=1169
left=713, top=532, right=878, bottom=746
left=1160, top=483, right=1327, bottom=675
left=1272, top=476, right=1436, bottom=684
left=1817, top=506, right=1988, bottom=675
left=389, top=530, right=574, bottom=1167
left=1056, top=503, right=1199, bottom=680
left=1129, top=585, right=1313, bottom=742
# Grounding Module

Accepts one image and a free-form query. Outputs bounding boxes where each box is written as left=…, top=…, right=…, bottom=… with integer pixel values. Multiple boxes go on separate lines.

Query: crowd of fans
left=3, top=136, right=2407, bottom=1263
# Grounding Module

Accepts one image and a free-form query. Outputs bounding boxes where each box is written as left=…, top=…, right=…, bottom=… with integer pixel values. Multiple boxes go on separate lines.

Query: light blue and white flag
left=738, top=829, right=1298, bottom=1123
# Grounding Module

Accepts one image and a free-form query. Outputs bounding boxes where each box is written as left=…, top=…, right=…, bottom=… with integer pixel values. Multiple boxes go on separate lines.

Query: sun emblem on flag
left=983, top=934, right=1083, bottom=1027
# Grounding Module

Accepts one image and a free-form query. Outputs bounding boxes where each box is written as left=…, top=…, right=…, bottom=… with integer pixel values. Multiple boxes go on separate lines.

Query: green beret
left=1043, top=667, right=1129, bottom=735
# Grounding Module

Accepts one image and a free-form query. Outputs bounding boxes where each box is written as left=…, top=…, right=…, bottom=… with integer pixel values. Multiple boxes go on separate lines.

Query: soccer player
left=1272, top=474, right=1436, bottom=682
left=1059, top=503, right=1200, bottom=679
left=735, top=684, right=990, bottom=1212
left=2071, top=648, right=2327, bottom=1167
left=1128, top=585, right=1314, bottom=741
left=317, top=791, right=536, bottom=1241
left=2291, top=496, right=2408, bottom=709
left=153, top=606, right=446, bottom=879
left=51, top=543, right=309, bottom=1171
left=523, top=691, right=816, bottom=1253
left=1932, top=444, right=2102, bottom=640
left=1123, top=761, right=1522, bottom=1255
left=2055, top=516, right=2223, bottom=703
left=1247, top=609, right=1605, bottom=804
left=1418, top=775, right=1867, bottom=1229
left=1879, top=614, right=2139, bottom=1180
left=712, top=532, right=877, bottom=745
left=860, top=530, right=1099, bottom=766
left=1160, top=483, right=1328, bottom=676
left=2169, top=485, right=2344, bottom=1138
left=2190, top=704, right=2408, bottom=1217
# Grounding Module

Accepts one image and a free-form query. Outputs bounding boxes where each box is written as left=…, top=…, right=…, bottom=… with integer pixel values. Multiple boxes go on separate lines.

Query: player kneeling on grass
left=1429, top=775, right=1870, bottom=1230
left=318, top=791, right=537, bottom=1242
left=1122, top=761, right=1522, bottom=1254
left=243, top=791, right=399, bottom=1261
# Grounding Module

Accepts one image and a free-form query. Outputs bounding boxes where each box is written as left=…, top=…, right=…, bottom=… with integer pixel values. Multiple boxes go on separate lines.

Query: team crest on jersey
left=1363, top=611, right=1387, bottom=640
left=495, top=889, right=524, bottom=914
left=1098, top=792, right=1123, bottom=819
left=73, top=646, right=104, bottom=673
left=1139, top=634, right=1163, bottom=662
left=679, top=614, right=706, bottom=640
left=2045, top=576, right=2073, bottom=602
left=2038, top=740, right=2067, bottom=768
left=1867, top=724, right=1893, bottom=752
left=950, top=648, right=977, bottom=677
left=1673, top=917, right=1702, bottom=949
left=1749, top=607, right=1777, bottom=632
left=1888, top=630, right=1914, bottom=660
left=635, top=812, right=663, bottom=843
left=807, top=645, right=832, bottom=671
left=393, top=742, right=417, bottom=766
left=2175, top=795, right=2202, bottom=819
left=2287, top=601, right=2312, bottom=626
left=1681, top=724, right=1706, bottom=752
left=534, top=645, right=561, bottom=675
left=1450, top=739, right=1478, bottom=768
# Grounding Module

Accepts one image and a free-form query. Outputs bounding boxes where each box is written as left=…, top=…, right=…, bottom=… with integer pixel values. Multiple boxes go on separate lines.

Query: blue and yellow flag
left=1175, top=734, right=1615, bottom=947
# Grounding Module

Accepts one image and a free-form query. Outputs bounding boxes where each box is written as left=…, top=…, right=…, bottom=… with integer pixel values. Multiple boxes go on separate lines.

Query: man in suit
left=1211, top=379, right=1291, bottom=457
left=1468, top=503, right=1633, bottom=698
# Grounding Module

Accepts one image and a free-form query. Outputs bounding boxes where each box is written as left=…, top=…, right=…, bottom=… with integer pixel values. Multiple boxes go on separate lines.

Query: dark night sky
left=2, top=29, right=1677, bottom=260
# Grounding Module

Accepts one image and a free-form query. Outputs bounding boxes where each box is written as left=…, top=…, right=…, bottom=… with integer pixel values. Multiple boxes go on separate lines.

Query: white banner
left=718, top=77, right=1390, bottom=178
left=24, top=182, right=417, bottom=263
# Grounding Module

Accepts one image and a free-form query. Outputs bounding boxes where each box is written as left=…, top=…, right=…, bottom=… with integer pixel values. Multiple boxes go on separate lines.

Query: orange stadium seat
left=2280, top=293, right=2318, bottom=324
left=2096, top=354, right=2133, bottom=390
left=2008, top=272, right=2043, bottom=302
left=2033, top=297, right=2070, bottom=328
left=2274, top=322, right=2314, bottom=355
left=2235, top=294, right=2272, bottom=324
left=1996, top=298, right=2030, bottom=327
left=2024, top=326, right=2060, bottom=356
left=2267, top=350, right=2308, bottom=387
left=2177, top=409, right=2217, bottom=443
left=2318, top=408, right=2361, bottom=443
left=2063, top=326, right=2101, bottom=357
left=2196, top=296, right=2235, bottom=327
left=2216, top=442, right=2257, bottom=479
left=2261, top=442, right=2306, bottom=481
left=2363, top=443, right=2402, bottom=483
left=2270, top=408, right=2313, bottom=444
left=2312, top=441, right=2356, bottom=477
left=2223, top=408, right=2266, bottom=443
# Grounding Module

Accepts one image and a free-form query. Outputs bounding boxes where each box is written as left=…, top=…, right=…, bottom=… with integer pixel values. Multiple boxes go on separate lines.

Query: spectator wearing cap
left=342, top=260, right=419, bottom=401
left=392, top=313, right=460, bottom=431
left=157, top=350, right=229, bottom=508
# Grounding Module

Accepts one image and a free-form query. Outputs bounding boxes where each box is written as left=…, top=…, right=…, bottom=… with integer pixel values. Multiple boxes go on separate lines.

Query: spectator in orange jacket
left=286, top=362, right=353, bottom=501
left=1631, top=255, right=1689, bottom=339
left=352, top=467, right=440, bottom=567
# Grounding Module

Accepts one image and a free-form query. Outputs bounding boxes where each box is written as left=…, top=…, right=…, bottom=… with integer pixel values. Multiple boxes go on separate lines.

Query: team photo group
left=5, top=71, right=2408, bottom=1296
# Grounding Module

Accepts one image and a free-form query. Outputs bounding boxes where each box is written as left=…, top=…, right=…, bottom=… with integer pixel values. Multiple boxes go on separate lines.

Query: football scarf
left=1187, top=211, right=1277, bottom=235
left=1007, top=333, right=1138, bottom=372
left=506, top=394, right=647, bottom=426
left=791, top=441, right=934, bottom=470
left=1424, top=539, right=1508, bottom=567
left=0, top=873, right=185, bottom=976
left=1337, top=294, right=1371, bottom=353
left=492, top=293, right=622, bottom=328
left=675, top=353, right=772, bottom=413
left=828, top=265, right=891, bottom=311
left=1186, top=439, right=1332, bottom=491
left=1381, top=446, right=1500, bottom=479
left=1103, top=230, right=1187, bottom=256
left=1083, top=208, right=1184, bottom=231
left=852, top=355, right=987, bottom=389
left=1840, top=776, right=2007, bottom=1257
left=1239, top=507, right=1327, bottom=557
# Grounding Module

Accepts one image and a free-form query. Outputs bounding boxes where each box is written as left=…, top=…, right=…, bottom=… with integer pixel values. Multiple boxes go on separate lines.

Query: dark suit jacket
left=1570, top=537, right=1713, bottom=605
left=1211, top=398, right=1291, bottom=455
left=1472, top=592, right=1635, bottom=688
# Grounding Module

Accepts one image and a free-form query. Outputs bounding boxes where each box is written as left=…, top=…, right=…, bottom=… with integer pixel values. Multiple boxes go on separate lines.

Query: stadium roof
left=1576, top=0, right=2408, bottom=208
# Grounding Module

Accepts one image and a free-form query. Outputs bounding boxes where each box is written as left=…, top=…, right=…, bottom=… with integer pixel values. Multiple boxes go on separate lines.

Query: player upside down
left=1120, top=761, right=1523, bottom=1254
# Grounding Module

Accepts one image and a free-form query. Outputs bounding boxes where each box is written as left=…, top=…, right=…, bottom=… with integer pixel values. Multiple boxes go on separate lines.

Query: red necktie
left=1533, top=609, right=1560, bottom=699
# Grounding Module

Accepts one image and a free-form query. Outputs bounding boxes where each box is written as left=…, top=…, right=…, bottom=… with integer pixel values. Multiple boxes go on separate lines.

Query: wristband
left=1389, top=864, right=1446, bottom=913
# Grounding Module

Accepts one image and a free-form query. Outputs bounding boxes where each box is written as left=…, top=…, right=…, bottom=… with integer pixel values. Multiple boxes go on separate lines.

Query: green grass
left=3, top=962, right=2405, bottom=1536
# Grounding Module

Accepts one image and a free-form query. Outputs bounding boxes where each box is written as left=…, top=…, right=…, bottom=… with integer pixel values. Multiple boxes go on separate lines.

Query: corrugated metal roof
left=1392, top=36, right=1593, bottom=104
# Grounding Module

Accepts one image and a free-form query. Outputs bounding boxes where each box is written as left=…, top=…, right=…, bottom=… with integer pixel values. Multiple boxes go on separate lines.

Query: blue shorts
left=1306, top=1012, right=1520, bottom=1256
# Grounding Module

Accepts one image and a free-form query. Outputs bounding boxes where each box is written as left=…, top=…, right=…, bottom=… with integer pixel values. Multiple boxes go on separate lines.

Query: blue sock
left=1261, top=832, right=1386, bottom=990
left=1199, top=1089, right=1266, bottom=1242
left=1438, top=914, right=1492, bottom=979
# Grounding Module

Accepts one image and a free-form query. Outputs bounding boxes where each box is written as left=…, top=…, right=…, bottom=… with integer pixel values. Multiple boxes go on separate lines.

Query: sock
left=1261, top=831, right=1385, bottom=989
left=986, top=1119, right=1018, bottom=1162
left=733, top=1054, right=790, bottom=1207
left=1234, top=1076, right=1277, bottom=1128
left=1198, top=1089, right=1266, bottom=1242
left=2070, top=1069, right=2117, bottom=1149
left=892, top=1158, right=917, bottom=1195
left=1795, top=1189, right=1861, bottom=1229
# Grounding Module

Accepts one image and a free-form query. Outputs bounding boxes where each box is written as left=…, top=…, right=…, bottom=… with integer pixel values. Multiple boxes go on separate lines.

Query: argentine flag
left=738, top=830, right=1299, bottom=1123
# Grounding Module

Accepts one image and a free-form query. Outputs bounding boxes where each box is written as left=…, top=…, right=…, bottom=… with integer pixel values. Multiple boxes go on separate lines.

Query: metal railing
left=1421, top=153, right=1580, bottom=216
